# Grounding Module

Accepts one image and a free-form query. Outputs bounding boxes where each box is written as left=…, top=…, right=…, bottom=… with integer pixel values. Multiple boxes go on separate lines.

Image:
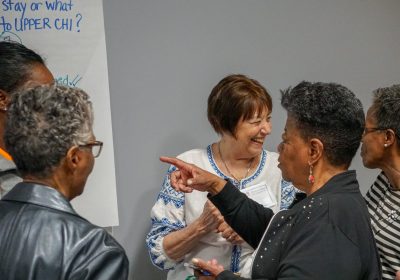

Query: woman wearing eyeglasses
left=0, top=84, right=128, bottom=279
left=0, top=41, right=54, bottom=198
left=362, top=84, right=400, bottom=280
left=146, top=74, right=296, bottom=279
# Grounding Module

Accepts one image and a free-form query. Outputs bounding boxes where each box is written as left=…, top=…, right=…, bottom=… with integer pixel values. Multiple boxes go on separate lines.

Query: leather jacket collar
left=1, top=182, right=78, bottom=216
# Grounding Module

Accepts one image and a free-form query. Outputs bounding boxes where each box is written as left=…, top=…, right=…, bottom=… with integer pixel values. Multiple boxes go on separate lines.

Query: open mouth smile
left=251, top=137, right=264, bottom=145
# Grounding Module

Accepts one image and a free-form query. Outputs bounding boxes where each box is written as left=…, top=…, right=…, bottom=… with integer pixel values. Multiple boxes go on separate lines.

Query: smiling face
left=361, top=107, right=386, bottom=169
left=227, top=107, right=272, bottom=158
left=277, top=115, right=309, bottom=190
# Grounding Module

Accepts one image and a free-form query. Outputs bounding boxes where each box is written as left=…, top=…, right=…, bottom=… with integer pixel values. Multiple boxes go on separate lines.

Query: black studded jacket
left=210, top=170, right=381, bottom=280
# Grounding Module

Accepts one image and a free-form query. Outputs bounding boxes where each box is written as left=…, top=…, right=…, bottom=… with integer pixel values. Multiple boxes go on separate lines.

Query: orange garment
left=0, top=148, right=12, bottom=161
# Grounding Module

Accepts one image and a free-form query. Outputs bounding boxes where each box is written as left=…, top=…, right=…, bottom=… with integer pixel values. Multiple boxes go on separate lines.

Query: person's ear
left=0, top=89, right=10, bottom=112
left=308, top=138, right=324, bottom=165
left=65, top=146, right=81, bottom=173
left=384, top=129, right=397, bottom=148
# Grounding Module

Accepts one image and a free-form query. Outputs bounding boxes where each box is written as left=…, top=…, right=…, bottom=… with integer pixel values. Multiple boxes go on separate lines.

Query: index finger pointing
left=160, top=156, right=186, bottom=169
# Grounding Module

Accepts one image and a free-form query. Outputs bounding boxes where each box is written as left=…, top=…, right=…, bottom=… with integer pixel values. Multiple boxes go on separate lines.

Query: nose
left=260, top=121, right=272, bottom=135
left=360, top=132, right=366, bottom=143
left=277, top=142, right=283, bottom=153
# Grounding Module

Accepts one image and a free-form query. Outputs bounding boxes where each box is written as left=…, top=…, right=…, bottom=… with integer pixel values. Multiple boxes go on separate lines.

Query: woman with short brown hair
left=146, top=74, right=296, bottom=279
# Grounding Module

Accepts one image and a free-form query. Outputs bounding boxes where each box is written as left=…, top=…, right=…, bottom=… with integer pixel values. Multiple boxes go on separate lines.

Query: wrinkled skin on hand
left=198, top=200, right=224, bottom=233
left=217, top=221, right=244, bottom=245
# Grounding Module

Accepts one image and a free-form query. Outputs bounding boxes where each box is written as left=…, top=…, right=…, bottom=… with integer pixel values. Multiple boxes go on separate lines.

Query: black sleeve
left=209, top=181, right=273, bottom=249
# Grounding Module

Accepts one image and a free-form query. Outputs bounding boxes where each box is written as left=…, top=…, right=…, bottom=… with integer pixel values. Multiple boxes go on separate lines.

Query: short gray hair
left=5, top=84, right=93, bottom=178
left=371, top=84, right=400, bottom=142
left=281, top=81, right=365, bottom=167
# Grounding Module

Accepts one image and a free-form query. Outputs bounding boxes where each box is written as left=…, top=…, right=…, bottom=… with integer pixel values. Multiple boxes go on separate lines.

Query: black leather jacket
left=0, top=182, right=129, bottom=280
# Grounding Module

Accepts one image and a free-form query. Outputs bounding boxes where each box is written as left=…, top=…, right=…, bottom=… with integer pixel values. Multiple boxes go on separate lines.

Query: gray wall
left=103, top=1, right=400, bottom=279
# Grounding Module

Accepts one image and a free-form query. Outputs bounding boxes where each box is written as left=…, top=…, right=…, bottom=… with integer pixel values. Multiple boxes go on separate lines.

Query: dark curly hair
left=0, top=41, right=45, bottom=94
left=281, top=81, right=365, bottom=167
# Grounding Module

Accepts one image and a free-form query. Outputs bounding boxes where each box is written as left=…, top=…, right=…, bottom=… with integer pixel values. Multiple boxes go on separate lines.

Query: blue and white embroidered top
left=146, top=146, right=296, bottom=280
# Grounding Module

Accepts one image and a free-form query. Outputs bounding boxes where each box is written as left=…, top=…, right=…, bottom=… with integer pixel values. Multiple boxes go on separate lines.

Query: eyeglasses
left=78, top=140, right=103, bottom=158
left=363, top=127, right=400, bottom=140
left=363, top=127, right=387, bottom=135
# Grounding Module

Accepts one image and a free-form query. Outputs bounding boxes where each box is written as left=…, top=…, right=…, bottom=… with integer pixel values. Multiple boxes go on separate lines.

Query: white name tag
left=241, top=182, right=277, bottom=208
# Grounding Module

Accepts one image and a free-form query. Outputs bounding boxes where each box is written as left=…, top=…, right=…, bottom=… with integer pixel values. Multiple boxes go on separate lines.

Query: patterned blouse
left=146, top=145, right=296, bottom=280
left=365, top=172, right=400, bottom=280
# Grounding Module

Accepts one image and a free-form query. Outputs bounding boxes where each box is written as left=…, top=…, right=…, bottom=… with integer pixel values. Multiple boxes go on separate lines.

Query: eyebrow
left=251, top=114, right=271, bottom=119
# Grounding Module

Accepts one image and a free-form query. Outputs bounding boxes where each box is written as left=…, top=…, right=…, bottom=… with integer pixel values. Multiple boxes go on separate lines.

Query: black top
left=210, top=170, right=382, bottom=280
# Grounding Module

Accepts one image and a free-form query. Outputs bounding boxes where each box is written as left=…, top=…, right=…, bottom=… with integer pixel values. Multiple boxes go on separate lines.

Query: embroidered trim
left=207, top=145, right=267, bottom=190
left=151, top=217, right=186, bottom=229
left=157, top=192, right=185, bottom=208
left=242, top=150, right=266, bottom=188
left=230, top=245, right=241, bottom=273
left=146, top=218, right=186, bottom=270
left=156, top=165, right=185, bottom=208
left=280, top=180, right=296, bottom=210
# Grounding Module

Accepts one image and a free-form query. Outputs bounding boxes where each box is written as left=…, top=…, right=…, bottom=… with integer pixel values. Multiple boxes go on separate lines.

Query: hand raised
left=160, top=157, right=226, bottom=195
left=192, top=257, right=224, bottom=279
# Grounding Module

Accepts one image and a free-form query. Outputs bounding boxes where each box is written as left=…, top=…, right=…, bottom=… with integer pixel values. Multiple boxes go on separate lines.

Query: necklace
left=371, top=188, right=400, bottom=234
left=218, top=142, right=255, bottom=182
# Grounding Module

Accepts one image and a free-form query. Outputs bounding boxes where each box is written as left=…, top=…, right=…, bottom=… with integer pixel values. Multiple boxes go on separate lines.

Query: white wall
left=103, top=1, right=400, bottom=279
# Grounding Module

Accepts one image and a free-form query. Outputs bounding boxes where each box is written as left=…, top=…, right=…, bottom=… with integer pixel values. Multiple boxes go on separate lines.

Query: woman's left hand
left=217, top=221, right=244, bottom=245
left=192, top=258, right=224, bottom=279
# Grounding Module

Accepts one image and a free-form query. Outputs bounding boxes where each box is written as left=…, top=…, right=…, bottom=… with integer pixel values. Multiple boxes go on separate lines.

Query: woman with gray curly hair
left=0, top=84, right=128, bottom=279
left=362, top=84, right=400, bottom=280
left=161, top=81, right=381, bottom=279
